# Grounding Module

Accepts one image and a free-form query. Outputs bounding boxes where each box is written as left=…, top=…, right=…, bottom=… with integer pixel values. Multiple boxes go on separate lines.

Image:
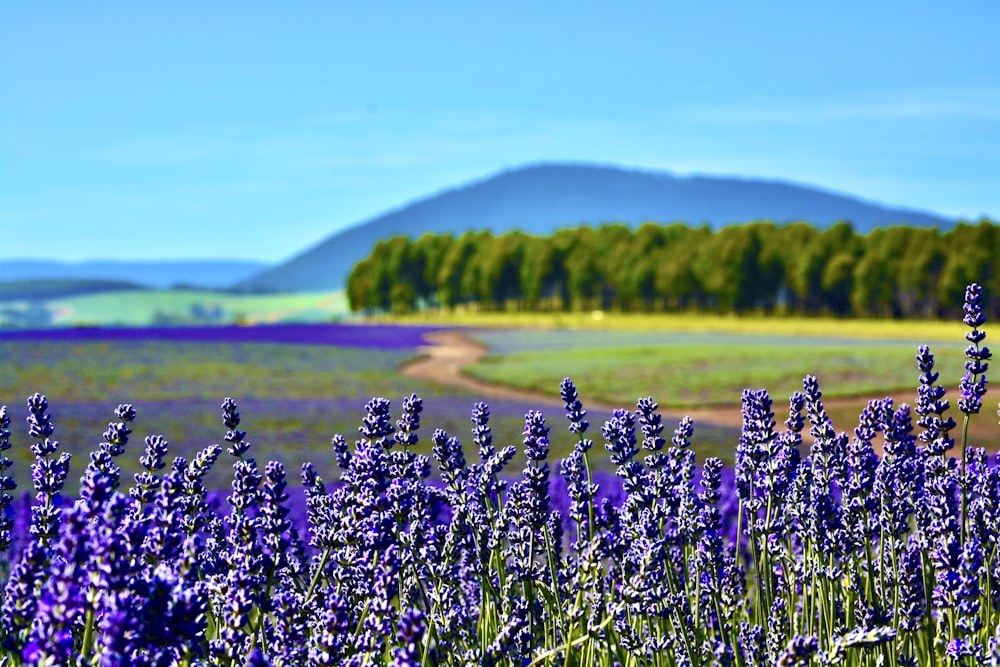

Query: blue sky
left=1, top=1, right=997, bottom=263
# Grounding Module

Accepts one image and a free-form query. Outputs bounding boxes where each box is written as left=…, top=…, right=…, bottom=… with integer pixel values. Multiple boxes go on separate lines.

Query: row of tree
left=346, top=219, right=999, bottom=319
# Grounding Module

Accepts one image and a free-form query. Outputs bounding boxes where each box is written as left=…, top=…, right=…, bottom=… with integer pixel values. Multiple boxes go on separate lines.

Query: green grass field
left=465, top=336, right=968, bottom=408
left=463, top=328, right=1000, bottom=454
left=402, top=311, right=1000, bottom=452
left=2, top=288, right=350, bottom=327
left=377, top=308, right=964, bottom=342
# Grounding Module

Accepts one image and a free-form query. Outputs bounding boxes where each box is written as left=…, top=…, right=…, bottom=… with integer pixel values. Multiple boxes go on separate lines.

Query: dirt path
left=401, top=330, right=575, bottom=408
left=400, top=329, right=920, bottom=433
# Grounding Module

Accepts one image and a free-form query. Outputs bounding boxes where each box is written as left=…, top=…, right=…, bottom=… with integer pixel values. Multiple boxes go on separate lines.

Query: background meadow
left=4, top=314, right=993, bottom=498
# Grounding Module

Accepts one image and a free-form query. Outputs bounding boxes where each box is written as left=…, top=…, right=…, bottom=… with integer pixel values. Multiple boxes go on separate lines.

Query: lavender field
left=0, top=323, right=742, bottom=495
left=0, top=289, right=997, bottom=666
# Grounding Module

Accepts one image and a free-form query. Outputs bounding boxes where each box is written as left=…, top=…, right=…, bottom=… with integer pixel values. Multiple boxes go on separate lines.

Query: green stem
left=960, top=413, right=971, bottom=545
left=526, top=613, right=617, bottom=667
left=81, top=607, right=96, bottom=659
left=303, top=546, right=332, bottom=606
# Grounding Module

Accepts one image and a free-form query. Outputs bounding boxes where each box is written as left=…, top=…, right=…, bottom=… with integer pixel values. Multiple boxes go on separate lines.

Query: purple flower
left=25, top=392, right=55, bottom=441
left=560, top=377, right=590, bottom=436
left=470, top=401, right=494, bottom=461
left=308, top=597, right=351, bottom=666
left=736, top=389, right=773, bottom=516
left=522, top=409, right=550, bottom=462
left=0, top=405, right=16, bottom=553
left=221, top=396, right=249, bottom=455
left=959, top=283, right=991, bottom=415
left=2, top=540, right=50, bottom=644
left=394, top=393, right=423, bottom=448
left=360, top=396, right=395, bottom=447
left=260, top=460, right=298, bottom=575
left=915, top=345, right=957, bottom=454
left=131, top=434, right=169, bottom=505
left=390, top=608, right=425, bottom=667
left=958, top=538, right=983, bottom=634
left=24, top=503, right=90, bottom=666
left=738, top=624, right=766, bottom=666
left=25, top=393, right=70, bottom=545
left=947, top=637, right=977, bottom=662
left=775, top=635, right=818, bottom=667
left=560, top=449, right=596, bottom=540
left=602, top=409, right=638, bottom=467
left=432, top=428, right=467, bottom=489
left=331, top=433, right=351, bottom=471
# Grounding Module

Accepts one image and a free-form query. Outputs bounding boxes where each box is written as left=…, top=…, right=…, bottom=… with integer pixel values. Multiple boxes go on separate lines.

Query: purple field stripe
left=0, top=323, right=448, bottom=350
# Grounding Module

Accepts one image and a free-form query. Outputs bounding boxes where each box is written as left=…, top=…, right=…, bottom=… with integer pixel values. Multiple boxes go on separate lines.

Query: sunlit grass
left=41, top=288, right=349, bottom=326
left=466, top=340, right=968, bottom=408
left=373, top=308, right=962, bottom=342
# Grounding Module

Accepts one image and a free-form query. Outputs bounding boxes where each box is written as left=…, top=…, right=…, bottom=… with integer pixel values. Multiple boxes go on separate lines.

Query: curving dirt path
left=400, top=330, right=578, bottom=408
left=400, top=329, right=923, bottom=435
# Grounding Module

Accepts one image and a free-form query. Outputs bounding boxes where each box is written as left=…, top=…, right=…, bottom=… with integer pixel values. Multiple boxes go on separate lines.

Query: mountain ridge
left=0, top=259, right=271, bottom=290
left=237, top=163, right=956, bottom=292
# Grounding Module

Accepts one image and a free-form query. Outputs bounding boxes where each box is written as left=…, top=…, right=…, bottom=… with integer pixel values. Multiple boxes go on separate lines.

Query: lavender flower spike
left=0, top=405, right=15, bottom=554
left=959, top=283, right=991, bottom=415
left=560, top=377, right=590, bottom=435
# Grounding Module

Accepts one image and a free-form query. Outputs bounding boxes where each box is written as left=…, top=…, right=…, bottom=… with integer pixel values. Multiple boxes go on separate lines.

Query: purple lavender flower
left=394, top=392, right=423, bottom=448
left=26, top=393, right=70, bottom=545
left=775, top=635, right=818, bottom=666
left=80, top=404, right=139, bottom=514
left=735, top=389, right=772, bottom=507
left=178, top=443, right=223, bottom=534
left=208, top=566, right=260, bottom=662
left=331, top=433, right=351, bottom=471
left=301, top=460, right=326, bottom=497
left=308, top=596, right=351, bottom=666
left=131, top=434, right=169, bottom=506
left=842, top=400, right=881, bottom=546
left=221, top=396, right=249, bottom=455
left=267, top=589, right=310, bottom=664
left=246, top=648, right=271, bottom=666
left=958, top=538, right=984, bottom=634
left=470, top=401, right=494, bottom=461
left=390, top=608, right=425, bottom=667
left=2, top=540, right=49, bottom=646
left=260, top=460, right=297, bottom=575
left=560, top=377, right=590, bottom=435
left=915, top=345, right=957, bottom=454
left=599, top=409, right=634, bottom=464
left=947, top=637, right=977, bottom=663
left=959, top=283, right=991, bottom=415
left=738, top=623, right=767, bottom=666
left=560, top=449, right=595, bottom=540
left=803, top=375, right=847, bottom=476
left=23, top=503, right=89, bottom=666
left=25, top=392, right=55, bottom=441
left=360, top=396, right=395, bottom=447
left=636, top=398, right=668, bottom=478
left=931, top=535, right=963, bottom=617
left=523, top=409, right=550, bottom=462
left=0, top=405, right=16, bottom=554
left=432, top=428, right=467, bottom=489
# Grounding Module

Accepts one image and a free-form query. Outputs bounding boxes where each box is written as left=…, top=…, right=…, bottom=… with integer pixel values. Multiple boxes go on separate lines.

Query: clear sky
left=1, top=1, right=997, bottom=263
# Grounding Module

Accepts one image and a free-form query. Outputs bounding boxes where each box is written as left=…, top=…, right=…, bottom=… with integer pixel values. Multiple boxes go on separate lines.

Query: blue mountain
left=237, top=163, right=955, bottom=293
left=0, top=259, right=270, bottom=290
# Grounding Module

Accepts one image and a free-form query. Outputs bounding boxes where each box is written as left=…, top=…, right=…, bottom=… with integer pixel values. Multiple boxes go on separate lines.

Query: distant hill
left=0, top=278, right=149, bottom=301
left=237, top=163, right=956, bottom=293
left=0, top=259, right=271, bottom=290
